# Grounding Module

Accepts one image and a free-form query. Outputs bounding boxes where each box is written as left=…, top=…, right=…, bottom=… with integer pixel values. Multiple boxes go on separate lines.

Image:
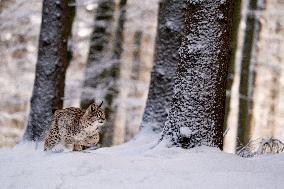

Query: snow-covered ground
left=0, top=131, right=284, bottom=189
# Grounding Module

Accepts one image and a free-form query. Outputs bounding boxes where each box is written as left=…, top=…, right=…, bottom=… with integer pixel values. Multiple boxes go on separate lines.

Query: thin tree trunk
left=80, top=0, right=115, bottom=146
left=24, top=0, right=75, bottom=141
left=112, top=0, right=127, bottom=61
left=80, top=0, right=127, bottom=146
left=80, top=0, right=115, bottom=109
left=223, top=0, right=242, bottom=133
left=223, top=0, right=249, bottom=153
left=124, top=30, right=143, bottom=141
left=140, top=0, right=185, bottom=132
left=105, top=0, right=127, bottom=146
left=237, top=0, right=260, bottom=147
left=130, top=31, right=143, bottom=81
left=161, top=0, right=234, bottom=149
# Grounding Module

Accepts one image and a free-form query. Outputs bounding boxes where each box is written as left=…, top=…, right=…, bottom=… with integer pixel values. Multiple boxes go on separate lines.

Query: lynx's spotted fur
left=44, top=102, right=106, bottom=151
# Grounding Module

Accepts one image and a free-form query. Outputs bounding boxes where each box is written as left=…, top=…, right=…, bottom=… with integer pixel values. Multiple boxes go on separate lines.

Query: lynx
left=44, top=101, right=106, bottom=152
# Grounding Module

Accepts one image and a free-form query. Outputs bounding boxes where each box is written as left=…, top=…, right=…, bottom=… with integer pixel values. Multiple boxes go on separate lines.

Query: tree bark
left=140, top=0, right=185, bottom=132
left=24, top=0, right=76, bottom=141
left=124, top=30, right=143, bottom=141
left=105, top=0, right=127, bottom=146
left=223, top=0, right=242, bottom=133
left=80, top=0, right=127, bottom=146
left=246, top=0, right=284, bottom=142
left=237, top=0, right=260, bottom=147
left=80, top=0, right=115, bottom=109
left=161, top=0, right=234, bottom=149
left=130, top=31, right=143, bottom=81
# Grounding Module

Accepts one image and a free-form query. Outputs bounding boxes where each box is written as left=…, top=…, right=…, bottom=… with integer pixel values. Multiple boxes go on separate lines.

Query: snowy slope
left=0, top=131, right=284, bottom=189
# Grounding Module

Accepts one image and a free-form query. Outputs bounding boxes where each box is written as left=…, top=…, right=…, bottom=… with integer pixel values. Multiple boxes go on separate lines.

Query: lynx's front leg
left=72, top=132, right=87, bottom=151
left=81, top=133, right=100, bottom=150
left=73, top=143, right=83, bottom=151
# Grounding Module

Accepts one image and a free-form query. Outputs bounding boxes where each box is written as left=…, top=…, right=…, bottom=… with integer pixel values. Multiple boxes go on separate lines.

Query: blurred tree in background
left=236, top=0, right=260, bottom=148
left=141, top=0, right=185, bottom=133
left=80, top=0, right=127, bottom=146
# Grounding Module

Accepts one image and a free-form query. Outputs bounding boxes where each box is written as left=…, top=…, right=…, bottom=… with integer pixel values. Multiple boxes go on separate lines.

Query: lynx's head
left=81, top=101, right=106, bottom=129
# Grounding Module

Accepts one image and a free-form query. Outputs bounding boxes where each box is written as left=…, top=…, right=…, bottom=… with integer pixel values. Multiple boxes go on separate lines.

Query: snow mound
left=0, top=131, right=284, bottom=189
left=179, top=126, right=192, bottom=138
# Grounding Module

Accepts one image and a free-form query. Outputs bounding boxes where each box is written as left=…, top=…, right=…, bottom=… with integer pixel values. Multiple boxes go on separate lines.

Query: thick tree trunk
left=24, top=0, right=75, bottom=141
left=161, top=0, right=234, bottom=149
left=141, top=0, right=185, bottom=132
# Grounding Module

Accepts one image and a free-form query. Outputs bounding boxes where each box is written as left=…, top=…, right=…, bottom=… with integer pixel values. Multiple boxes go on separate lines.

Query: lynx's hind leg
left=44, top=113, right=61, bottom=151
left=44, top=126, right=60, bottom=151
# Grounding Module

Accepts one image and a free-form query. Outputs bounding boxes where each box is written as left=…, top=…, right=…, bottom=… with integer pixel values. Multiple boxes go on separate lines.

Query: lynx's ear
left=98, top=101, right=103, bottom=108
left=52, top=108, right=58, bottom=114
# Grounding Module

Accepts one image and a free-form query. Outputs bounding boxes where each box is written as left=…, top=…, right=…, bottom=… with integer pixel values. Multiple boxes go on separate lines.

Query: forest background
left=0, top=0, right=284, bottom=153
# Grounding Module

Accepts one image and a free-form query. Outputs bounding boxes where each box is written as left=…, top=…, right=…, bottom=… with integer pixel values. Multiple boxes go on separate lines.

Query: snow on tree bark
left=24, top=0, right=76, bottom=141
left=141, top=0, right=185, bottom=132
left=161, top=0, right=234, bottom=149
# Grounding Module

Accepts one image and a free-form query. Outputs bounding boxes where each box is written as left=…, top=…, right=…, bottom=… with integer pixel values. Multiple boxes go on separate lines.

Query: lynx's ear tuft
left=98, top=101, right=103, bottom=108
left=52, top=108, right=58, bottom=114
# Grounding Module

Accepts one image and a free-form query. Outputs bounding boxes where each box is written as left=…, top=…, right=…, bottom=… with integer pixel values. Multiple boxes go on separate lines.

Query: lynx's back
left=55, top=107, right=85, bottom=135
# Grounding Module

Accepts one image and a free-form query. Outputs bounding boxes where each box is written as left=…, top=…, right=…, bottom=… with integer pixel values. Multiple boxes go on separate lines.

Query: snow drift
left=0, top=131, right=284, bottom=189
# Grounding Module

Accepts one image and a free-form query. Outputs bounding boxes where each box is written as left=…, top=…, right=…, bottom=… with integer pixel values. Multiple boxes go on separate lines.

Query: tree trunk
left=80, top=0, right=127, bottom=146
left=80, top=0, right=115, bottom=109
left=106, top=0, right=127, bottom=146
left=249, top=0, right=284, bottom=142
left=237, top=0, right=260, bottom=147
left=223, top=0, right=242, bottom=133
left=130, top=31, right=143, bottom=81
left=24, top=0, right=76, bottom=141
left=124, top=30, right=143, bottom=141
left=161, top=0, right=234, bottom=149
left=140, top=0, right=185, bottom=132
left=223, top=0, right=249, bottom=153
